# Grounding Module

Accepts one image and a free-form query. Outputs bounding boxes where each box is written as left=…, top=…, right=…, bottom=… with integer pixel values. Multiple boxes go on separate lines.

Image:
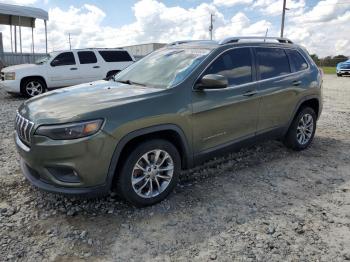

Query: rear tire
left=283, top=107, right=317, bottom=151
left=117, top=139, right=181, bottom=207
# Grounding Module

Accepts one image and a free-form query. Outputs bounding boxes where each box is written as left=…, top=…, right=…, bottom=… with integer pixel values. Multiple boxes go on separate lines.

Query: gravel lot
left=0, top=75, right=350, bottom=261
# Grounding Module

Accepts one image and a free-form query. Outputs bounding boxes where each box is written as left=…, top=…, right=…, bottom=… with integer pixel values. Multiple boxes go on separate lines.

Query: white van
left=0, top=48, right=135, bottom=97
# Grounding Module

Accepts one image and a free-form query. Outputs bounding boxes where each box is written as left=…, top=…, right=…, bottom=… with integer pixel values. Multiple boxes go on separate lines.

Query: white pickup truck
left=0, top=48, right=135, bottom=97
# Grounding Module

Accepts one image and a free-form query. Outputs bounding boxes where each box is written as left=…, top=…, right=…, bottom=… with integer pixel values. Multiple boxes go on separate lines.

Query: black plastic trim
left=21, top=159, right=109, bottom=197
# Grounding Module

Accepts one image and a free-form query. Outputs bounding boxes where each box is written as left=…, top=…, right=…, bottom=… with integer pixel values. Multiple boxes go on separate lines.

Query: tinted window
left=286, top=49, right=308, bottom=72
left=78, top=51, right=97, bottom=64
left=256, top=48, right=291, bottom=80
left=204, top=48, right=252, bottom=86
left=51, top=52, right=75, bottom=66
left=99, top=51, right=132, bottom=62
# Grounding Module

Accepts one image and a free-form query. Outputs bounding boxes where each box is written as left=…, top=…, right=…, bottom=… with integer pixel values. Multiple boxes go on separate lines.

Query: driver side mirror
left=195, top=74, right=228, bottom=90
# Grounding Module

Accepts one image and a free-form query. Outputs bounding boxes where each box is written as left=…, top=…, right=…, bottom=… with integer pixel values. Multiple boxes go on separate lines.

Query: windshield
left=340, top=64, right=350, bottom=69
left=35, top=54, right=51, bottom=65
left=114, top=48, right=211, bottom=89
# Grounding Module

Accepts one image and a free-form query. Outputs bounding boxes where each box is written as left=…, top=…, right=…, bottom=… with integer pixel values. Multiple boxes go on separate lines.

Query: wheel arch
left=106, top=124, right=193, bottom=190
left=20, top=76, right=48, bottom=94
left=284, top=96, right=321, bottom=136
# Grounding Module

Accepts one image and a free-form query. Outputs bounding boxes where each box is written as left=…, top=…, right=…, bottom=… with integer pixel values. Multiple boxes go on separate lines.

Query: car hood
left=1, top=64, right=38, bottom=72
left=18, top=80, right=164, bottom=124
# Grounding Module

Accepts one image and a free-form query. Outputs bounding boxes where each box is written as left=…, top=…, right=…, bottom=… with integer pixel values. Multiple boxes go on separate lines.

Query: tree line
left=310, top=54, right=349, bottom=67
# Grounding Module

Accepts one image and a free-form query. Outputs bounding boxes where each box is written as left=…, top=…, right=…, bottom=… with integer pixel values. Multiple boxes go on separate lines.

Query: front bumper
left=15, top=130, right=118, bottom=197
left=0, top=79, right=21, bottom=93
left=337, top=70, right=350, bottom=75
left=21, top=159, right=109, bottom=197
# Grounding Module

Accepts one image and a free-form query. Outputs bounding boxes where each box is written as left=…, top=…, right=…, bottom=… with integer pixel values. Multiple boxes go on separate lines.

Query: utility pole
left=280, top=0, right=287, bottom=37
left=68, top=33, right=72, bottom=50
left=209, top=14, right=214, bottom=40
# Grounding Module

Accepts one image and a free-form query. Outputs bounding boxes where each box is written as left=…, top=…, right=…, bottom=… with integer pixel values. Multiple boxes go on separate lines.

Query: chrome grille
left=1, top=72, right=4, bottom=81
left=15, top=112, right=34, bottom=145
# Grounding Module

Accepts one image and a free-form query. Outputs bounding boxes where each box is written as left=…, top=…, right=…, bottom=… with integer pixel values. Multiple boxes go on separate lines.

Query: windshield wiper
left=116, top=80, right=146, bottom=87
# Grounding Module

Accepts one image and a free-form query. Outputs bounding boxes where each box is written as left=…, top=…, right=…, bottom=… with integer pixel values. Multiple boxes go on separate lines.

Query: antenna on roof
left=264, top=28, right=269, bottom=42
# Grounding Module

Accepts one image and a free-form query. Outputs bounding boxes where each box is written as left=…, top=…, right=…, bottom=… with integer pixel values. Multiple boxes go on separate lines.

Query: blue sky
left=1, top=0, right=350, bottom=56
left=32, top=0, right=321, bottom=27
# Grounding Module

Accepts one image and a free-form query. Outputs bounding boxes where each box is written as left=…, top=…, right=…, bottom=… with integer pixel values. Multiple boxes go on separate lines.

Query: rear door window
left=78, top=51, right=97, bottom=64
left=204, top=47, right=253, bottom=86
left=51, top=52, right=75, bottom=66
left=99, top=51, right=133, bottom=62
left=285, top=49, right=308, bottom=72
left=256, top=48, right=291, bottom=80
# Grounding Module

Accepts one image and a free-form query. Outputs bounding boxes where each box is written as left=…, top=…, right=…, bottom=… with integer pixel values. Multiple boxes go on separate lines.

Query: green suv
left=15, top=37, right=323, bottom=206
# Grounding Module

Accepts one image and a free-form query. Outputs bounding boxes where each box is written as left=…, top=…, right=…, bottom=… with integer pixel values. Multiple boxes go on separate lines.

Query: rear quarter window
left=256, top=47, right=291, bottom=80
left=99, top=51, right=133, bottom=62
left=286, top=49, right=308, bottom=72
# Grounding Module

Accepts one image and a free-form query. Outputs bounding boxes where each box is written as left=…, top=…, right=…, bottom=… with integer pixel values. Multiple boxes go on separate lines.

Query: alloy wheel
left=296, top=113, right=314, bottom=145
left=25, top=81, right=43, bottom=97
left=131, top=149, right=174, bottom=199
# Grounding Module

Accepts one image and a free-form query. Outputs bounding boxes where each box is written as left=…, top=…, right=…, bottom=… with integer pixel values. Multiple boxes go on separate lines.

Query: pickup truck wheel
left=22, top=78, right=46, bottom=97
left=117, top=139, right=181, bottom=207
left=284, top=107, right=317, bottom=151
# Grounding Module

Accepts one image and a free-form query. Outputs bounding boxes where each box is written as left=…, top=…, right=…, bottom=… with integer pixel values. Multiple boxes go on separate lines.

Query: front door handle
left=93, top=66, right=100, bottom=69
left=243, top=90, right=258, bottom=97
left=70, top=67, right=78, bottom=70
left=292, top=80, right=301, bottom=86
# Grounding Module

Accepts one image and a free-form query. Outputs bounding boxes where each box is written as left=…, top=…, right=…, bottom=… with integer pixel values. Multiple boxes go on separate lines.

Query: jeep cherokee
left=15, top=37, right=323, bottom=206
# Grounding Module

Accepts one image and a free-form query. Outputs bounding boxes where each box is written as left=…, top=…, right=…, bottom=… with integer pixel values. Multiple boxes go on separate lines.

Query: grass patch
left=321, top=67, right=336, bottom=74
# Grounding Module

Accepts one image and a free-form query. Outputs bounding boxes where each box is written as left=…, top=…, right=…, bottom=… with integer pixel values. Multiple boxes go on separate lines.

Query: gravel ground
left=0, top=75, right=350, bottom=262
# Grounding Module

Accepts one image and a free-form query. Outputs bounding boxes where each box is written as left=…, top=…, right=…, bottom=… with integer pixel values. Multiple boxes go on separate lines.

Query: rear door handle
left=243, top=90, right=258, bottom=97
left=292, top=80, right=301, bottom=86
left=70, top=67, right=78, bottom=70
left=93, top=66, right=100, bottom=69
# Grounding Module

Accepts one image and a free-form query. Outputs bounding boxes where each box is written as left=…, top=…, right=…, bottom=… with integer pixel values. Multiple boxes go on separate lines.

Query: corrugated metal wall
left=1, top=52, right=46, bottom=66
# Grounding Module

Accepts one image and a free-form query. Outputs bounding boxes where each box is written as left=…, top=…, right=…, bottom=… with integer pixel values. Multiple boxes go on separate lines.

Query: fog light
left=47, top=167, right=81, bottom=183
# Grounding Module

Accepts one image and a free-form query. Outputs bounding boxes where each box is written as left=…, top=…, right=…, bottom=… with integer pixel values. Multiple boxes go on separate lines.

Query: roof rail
left=167, top=40, right=217, bottom=46
left=219, top=36, right=293, bottom=45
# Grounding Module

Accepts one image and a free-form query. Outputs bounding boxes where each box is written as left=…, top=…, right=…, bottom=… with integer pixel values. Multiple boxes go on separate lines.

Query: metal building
left=121, top=43, right=166, bottom=60
left=0, top=3, right=48, bottom=54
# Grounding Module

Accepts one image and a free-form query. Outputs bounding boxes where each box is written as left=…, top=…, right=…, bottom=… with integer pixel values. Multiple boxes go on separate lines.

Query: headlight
left=4, top=72, right=16, bottom=80
left=35, top=119, right=103, bottom=140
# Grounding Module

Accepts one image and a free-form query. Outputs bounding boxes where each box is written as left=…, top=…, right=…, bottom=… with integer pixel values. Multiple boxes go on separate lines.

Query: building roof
left=0, top=3, right=48, bottom=28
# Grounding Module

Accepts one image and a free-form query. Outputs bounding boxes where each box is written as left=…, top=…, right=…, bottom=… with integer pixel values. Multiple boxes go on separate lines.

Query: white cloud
left=294, top=0, right=350, bottom=22
left=0, top=0, right=349, bottom=57
left=213, top=0, right=253, bottom=7
left=252, top=0, right=305, bottom=16
left=0, top=0, right=38, bottom=4
left=286, top=10, right=350, bottom=56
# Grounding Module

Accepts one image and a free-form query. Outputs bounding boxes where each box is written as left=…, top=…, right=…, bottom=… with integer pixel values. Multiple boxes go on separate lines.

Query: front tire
left=284, top=107, right=317, bottom=151
left=117, top=139, right=181, bottom=207
left=21, top=78, right=46, bottom=97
